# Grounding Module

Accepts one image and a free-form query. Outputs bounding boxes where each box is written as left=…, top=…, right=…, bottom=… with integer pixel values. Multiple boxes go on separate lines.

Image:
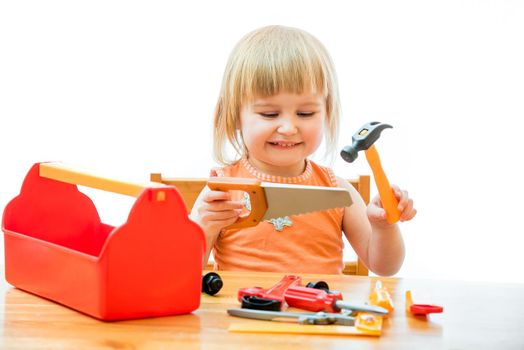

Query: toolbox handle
left=39, top=162, right=167, bottom=197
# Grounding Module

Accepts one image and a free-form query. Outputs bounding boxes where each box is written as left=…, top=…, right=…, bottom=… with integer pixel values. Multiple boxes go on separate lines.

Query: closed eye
left=297, top=112, right=316, bottom=117
left=259, top=113, right=279, bottom=118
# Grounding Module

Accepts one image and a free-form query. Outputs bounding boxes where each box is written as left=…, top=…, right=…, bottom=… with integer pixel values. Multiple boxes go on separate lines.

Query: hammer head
left=340, top=121, right=392, bottom=163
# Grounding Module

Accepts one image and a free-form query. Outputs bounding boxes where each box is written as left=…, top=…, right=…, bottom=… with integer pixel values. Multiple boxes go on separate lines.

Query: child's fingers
left=218, top=215, right=241, bottom=227
left=205, top=215, right=240, bottom=232
left=203, top=190, right=232, bottom=202
left=400, top=202, right=417, bottom=221
left=198, top=207, right=241, bottom=228
left=400, top=210, right=417, bottom=222
left=371, top=195, right=383, bottom=208
left=205, top=200, right=244, bottom=212
left=391, top=184, right=401, bottom=195
left=203, top=191, right=244, bottom=209
left=390, top=185, right=410, bottom=211
left=205, top=209, right=241, bottom=221
left=367, top=204, right=386, bottom=221
left=391, top=185, right=405, bottom=199
left=396, top=190, right=409, bottom=211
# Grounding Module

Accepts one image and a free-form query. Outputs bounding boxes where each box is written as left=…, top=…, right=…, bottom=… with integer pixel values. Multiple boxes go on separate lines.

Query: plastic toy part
left=405, top=290, right=444, bottom=316
left=305, top=281, right=330, bottom=293
left=241, top=296, right=282, bottom=311
left=368, top=281, right=395, bottom=317
left=355, top=313, right=383, bottom=335
left=410, top=304, right=444, bottom=315
left=2, top=163, right=206, bottom=321
left=202, top=272, right=223, bottom=296
left=238, top=275, right=302, bottom=311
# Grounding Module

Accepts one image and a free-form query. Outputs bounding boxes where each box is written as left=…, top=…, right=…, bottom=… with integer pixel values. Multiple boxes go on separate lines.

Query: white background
left=1, top=1, right=523, bottom=283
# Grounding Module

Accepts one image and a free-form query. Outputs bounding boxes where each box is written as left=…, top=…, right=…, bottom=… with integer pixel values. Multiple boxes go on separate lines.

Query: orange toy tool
left=341, top=121, right=401, bottom=224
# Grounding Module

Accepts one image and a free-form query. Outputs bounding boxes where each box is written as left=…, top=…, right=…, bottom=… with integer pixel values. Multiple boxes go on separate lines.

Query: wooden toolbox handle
left=39, top=162, right=167, bottom=197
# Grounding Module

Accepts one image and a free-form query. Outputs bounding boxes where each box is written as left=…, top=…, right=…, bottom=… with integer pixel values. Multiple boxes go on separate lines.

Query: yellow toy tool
left=368, top=281, right=395, bottom=317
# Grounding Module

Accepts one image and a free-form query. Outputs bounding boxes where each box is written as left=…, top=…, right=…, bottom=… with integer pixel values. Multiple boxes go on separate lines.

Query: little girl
left=191, top=25, right=416, bottom=275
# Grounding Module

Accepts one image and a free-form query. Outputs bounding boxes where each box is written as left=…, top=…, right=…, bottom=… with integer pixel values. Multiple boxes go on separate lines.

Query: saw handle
left=207, top=177, right=268, bottom=229
left=364, top=145, right=401, bottom=224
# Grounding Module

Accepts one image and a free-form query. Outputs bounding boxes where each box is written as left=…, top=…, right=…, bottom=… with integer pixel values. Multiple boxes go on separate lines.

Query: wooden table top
left=1, top=270, right=523, bottom=349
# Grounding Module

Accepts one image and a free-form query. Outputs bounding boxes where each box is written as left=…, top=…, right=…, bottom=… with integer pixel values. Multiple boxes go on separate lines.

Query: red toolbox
left=2, top=162, right=205, bottom=321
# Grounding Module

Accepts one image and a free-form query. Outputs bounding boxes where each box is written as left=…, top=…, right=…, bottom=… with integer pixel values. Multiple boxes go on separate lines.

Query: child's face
left=239, top=90, right=326, bottom=176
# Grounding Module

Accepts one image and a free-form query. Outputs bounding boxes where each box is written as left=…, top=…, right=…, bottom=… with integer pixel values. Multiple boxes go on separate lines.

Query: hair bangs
left=238, top=36, right=328, bottom=104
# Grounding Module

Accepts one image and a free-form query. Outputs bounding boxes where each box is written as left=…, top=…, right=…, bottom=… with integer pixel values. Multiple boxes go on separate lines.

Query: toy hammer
left=341, top=121, right=401, bottom=224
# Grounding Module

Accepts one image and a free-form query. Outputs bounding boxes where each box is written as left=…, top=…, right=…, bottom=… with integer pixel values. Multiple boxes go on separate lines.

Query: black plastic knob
left=202, top=272, right=223, bottom=296
left=306, top=281, right=330, bottom=293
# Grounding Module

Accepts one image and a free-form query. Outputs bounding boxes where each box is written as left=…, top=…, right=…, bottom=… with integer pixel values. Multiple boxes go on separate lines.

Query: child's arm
left=337, top=177, right=416, bottom=276
left=190, top=187, right=244, bottom=265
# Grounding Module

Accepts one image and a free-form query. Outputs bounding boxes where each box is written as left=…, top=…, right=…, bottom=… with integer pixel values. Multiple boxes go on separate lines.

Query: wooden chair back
left=150, top=174, right=370, bottom=276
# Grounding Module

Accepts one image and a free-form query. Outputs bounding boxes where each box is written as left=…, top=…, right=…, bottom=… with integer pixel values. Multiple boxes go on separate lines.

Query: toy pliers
left=227, top=308, right=356, bottom=326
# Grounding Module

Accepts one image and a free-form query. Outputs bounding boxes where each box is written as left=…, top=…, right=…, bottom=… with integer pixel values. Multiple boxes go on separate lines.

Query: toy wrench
left=207, top=177, right=352, bottom=229
left=238, top=275, right=301, bottom=311
left=227, top=308, right=356, bottom=326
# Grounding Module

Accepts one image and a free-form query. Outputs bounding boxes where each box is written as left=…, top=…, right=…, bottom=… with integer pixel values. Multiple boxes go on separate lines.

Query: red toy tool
left=238, top=275, right=388, bottom=316
left=238, top=275, right=302, bottom=311
left=285, top=285, right=388, bottom=315
left=406, top=290, right=444, bottom=316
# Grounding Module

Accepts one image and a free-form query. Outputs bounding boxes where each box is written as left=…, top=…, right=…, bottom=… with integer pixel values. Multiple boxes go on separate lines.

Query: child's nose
left=277, top=117, right=298, bottom=135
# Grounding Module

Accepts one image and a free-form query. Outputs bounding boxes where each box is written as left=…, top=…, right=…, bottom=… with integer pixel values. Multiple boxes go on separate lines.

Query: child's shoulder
left=308, top=160, right=339, bottom=188
left=210, top=160, right=242, bottom=178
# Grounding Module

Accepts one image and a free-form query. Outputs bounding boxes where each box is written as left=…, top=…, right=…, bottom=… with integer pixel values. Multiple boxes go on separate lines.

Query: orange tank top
left=210, top=158, right=345, bottom=274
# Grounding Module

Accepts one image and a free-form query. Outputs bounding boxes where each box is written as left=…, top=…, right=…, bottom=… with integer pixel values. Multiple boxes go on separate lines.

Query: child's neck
left=245, top=157, right=307, bottom=177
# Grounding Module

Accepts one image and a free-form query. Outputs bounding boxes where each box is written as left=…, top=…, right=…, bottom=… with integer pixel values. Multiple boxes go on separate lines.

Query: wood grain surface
left=1, top=270, right=523, bottom=349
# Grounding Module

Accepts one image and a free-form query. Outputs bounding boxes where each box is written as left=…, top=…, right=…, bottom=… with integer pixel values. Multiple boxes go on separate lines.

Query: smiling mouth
left=268, top=141, right=303, bottom=148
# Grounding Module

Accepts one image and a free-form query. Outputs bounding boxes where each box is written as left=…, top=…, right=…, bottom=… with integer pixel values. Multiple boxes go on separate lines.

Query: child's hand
left=194, top=190, right=244, bottom=234
left=367, top=185, right=417, bottom=225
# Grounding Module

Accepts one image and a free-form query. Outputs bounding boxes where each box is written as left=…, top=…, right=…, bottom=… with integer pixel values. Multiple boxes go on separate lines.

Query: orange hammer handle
left=364, top=145, right=401, bottom=224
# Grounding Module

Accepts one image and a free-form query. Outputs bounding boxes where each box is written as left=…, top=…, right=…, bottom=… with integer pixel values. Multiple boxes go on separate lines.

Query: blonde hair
left=213, top=25, right=341, bottom=165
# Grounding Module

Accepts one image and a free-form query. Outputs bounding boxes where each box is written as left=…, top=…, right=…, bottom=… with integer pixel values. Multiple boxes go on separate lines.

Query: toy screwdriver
left=239, top=275, right=388, bottom=316
left=285, top=285, right=389, bottom=316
